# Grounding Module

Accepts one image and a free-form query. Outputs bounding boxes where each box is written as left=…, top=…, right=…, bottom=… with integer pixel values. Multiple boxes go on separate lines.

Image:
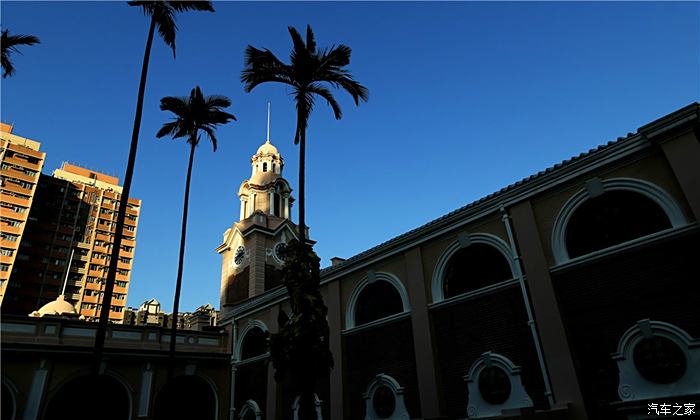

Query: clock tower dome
left=216, top=106, right=302, bottom=311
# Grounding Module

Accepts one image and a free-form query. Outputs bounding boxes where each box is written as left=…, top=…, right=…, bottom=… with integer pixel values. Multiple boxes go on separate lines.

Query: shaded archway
left=43, top=374, right=130, bottom=420
left=154, top=375, right=216, bottom=420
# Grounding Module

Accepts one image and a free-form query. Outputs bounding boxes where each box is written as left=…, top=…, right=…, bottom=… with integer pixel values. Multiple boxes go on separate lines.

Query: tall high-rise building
left=2, top=161, right=141, bottom=323
left=0, top=123, right=46, bottom=306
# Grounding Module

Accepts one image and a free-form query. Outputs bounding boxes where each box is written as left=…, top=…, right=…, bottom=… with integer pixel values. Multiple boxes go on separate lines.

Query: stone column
left=404, top=247, right=441, bottom=418
left=23, top=360, right=48, bottom=420
left=326, top=280, right=344, bottom=420
left=509, top=201, right=588, bottom=420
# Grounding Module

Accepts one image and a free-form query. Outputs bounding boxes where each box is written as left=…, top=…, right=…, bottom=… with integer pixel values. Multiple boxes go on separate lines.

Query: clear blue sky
left=2, top=1, right=698, bottom=312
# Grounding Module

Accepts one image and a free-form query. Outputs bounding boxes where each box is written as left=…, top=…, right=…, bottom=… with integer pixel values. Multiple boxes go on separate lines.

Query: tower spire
left=266, top=102, right=271, bottom=143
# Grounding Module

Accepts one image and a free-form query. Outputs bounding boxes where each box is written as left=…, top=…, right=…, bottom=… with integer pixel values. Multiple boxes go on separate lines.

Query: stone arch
left=239, top=399, right=262, bottom=420
left=235, top=320, right=269, bottom=361
left=2, top=376, right=18, bottom=420
left=346, top=271, right=411, bottom=329
left=551, top=177, right=687, bottom=263
left=292, top=393, right=323, bottom=420
left=43, top=371, right=132, bottom=420
left=153, top=374, right=217, bottom=420
left=431, top=233, right=516, bottom=303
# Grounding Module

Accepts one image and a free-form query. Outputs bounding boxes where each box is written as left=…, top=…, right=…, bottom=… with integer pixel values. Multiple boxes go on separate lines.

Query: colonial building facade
left=2, top=104, right=698, bottom=420
left=222, top=103, right=700, bottom=420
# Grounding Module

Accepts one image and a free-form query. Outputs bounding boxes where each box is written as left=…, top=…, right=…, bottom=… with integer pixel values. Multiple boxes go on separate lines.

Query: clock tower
left=216, top=110, right=302, bottom=310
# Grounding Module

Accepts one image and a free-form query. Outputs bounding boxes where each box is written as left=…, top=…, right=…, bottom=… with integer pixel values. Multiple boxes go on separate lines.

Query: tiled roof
left=320, top=131, right=642, bottom=277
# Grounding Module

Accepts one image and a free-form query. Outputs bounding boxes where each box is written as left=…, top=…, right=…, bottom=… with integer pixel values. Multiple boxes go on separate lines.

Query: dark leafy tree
left=157, top=86, right=235, bottom=367
left=1, top=29, right=40, bottom=78
left=242, top=25, right=368, bottom=419
left=269, top=240, right=331, bottom=420
left=94, top=0, right=214, bottom=372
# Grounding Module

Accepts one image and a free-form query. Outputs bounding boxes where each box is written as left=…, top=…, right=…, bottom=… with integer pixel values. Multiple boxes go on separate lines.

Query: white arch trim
left=431, top=233, right=516, bottom=304
left=239, top=399, right=262, bottom=420
left=463, top=352, right=533, bottom=419
left=234, top=319, right=269, bottom=361
left=292, top=393, right=323, bottom=420
left=363, top=374, right=410, bottom=420
left=1, top=376, right=18, bottom=420
left=346, top=271, right=411, bottom=329
left=551, top=177, right=688, bottom=264
left=612, top=319, right=700, bottom=401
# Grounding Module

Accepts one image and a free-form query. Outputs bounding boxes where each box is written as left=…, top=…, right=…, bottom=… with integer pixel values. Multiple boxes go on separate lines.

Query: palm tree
left=241, top=25, right=368, bottom=246
left=1, top=29, right=40, bottom=78
left=93, top=0, right=214, bottom=372
left=157, top=86, right=235, bottom=367
left=241, top=25, right=368, bottom=419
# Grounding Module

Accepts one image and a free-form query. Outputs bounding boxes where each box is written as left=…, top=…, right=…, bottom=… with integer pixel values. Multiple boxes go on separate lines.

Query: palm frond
left=308, top=84, right=342, bottom=120
left=305, top=25, right=316, bottom=54
left=167, top=1, right=214, bottom=13
left=158, top=87, right=235, bottom=152
left=1, top=29, right=40, bottom=78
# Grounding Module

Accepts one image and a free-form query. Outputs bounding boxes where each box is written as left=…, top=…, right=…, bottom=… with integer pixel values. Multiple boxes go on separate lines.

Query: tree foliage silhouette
left=93, top=0, right=213, bottom=372
left=1, top=29, right=40, bottom=78
left=157, top=86, right=235, bottom=367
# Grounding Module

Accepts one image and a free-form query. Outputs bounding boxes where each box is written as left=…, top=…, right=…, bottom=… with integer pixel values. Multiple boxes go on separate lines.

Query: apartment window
left=119, top=257, right=131, bottom=264
left=117, top=268, right=129, bottom=275
left=116, top=281, right=127, bottom=287
left=0, top=232, right=19, bottom=242
left=0, top=264, right=10, bottom=272
left=0, top=248, right=14, bottom=256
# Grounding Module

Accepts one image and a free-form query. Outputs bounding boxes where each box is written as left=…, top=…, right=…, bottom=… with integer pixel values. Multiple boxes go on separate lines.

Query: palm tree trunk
left=298, top=124, right=306, bottom=245
left=93, top=16, right=156, bottom=373
left=168, top=141, right=196, bottom=376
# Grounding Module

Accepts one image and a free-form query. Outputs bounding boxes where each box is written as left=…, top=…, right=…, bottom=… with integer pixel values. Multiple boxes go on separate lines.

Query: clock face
left=234, top=246, right=246, bottom=266
left=274, top=242, right=287, bottom=262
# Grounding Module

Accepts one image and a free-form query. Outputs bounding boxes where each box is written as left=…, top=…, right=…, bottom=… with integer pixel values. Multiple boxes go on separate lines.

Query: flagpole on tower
left=266, top=102, right=271, bottom=143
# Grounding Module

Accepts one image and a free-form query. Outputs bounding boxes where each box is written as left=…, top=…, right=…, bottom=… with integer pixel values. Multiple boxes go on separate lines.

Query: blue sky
left=2, top=1, right=698, bottom=312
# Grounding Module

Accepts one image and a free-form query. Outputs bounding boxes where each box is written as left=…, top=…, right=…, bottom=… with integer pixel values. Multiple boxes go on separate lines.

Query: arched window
left=565, top=190, right=671, bottom=258
left=432, top=234, right=515, bottom=303
left=263, top=162, right=268, bottom=172
left=464, top=352, right=533, bottom=419
left=443, top=243, right=513, bottom=299
left=240, top=327, right=268, bottom=360
left=347, top=272, right=410, bottom=329
left=551, top=178, right=687, bottom=263
left=272, top=163, right=276, bottom=173
left=356, top=281, right=403, bottom=326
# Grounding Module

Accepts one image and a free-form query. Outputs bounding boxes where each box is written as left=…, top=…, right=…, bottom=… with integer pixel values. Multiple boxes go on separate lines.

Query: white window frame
left=464, top=352, right=533, bottom=419
left=431, top=233, right=516, bottom=304
left=345, top=271, right=411, bottom=330
left=234, top=320, right=269, bottom=363
left=551, top=177, right=687, bottom=264
left=238, top=399, right=262, bottom=420
left=363, top=374, right=410, bottom=420
left=612, top=319, right=700, bottom=401
left=292, top=393, right=323, bottom=420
